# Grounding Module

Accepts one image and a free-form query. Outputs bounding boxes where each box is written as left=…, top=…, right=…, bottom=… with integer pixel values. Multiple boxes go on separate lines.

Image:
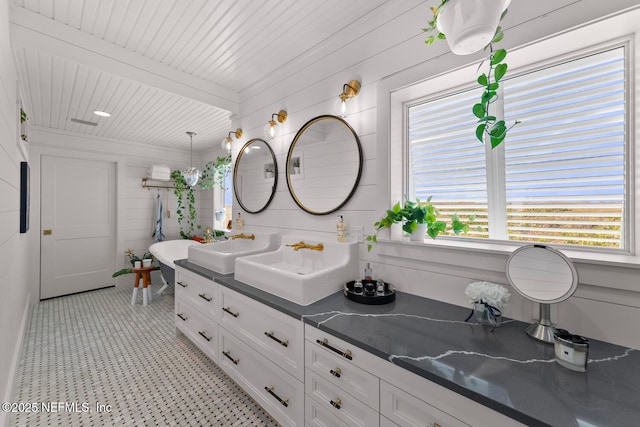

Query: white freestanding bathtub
left=149, top=239, right=199, bottom=293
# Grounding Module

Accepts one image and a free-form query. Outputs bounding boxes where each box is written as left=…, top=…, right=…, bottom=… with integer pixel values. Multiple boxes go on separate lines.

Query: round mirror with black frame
left=233, top=138, right=278, bottom=214
left=286, top=115, right=363, bottom=215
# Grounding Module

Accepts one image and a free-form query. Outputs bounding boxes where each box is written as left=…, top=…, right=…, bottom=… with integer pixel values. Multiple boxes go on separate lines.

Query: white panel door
left=41, top=156, right=116, bottom=299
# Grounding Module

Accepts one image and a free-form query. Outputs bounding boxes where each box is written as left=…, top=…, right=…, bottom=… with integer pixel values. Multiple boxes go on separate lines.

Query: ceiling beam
left=9, top=6, right=239, bottom=115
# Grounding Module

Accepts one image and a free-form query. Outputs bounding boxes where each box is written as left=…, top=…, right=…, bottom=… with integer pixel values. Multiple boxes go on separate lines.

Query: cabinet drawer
left=219, top=287, right=304, bottom=381
left=305, top=339, right=379, bottom=410
left=380, top=381, right=469, bottom=427
left=175, top=300, right=218, bottom=362
left=305, top=324, right=385, bottom=374
left=305, top=396, right=350, bottom=427
left=306, top=369, right=379, bottom=427
left=219, top=327, right=304, bottom=427
left=175, top=268, right=217, bottom=319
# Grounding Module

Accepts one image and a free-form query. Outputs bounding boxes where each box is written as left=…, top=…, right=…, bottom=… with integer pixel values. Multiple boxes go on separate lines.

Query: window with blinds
left=407, top=46, right=627, bottom=249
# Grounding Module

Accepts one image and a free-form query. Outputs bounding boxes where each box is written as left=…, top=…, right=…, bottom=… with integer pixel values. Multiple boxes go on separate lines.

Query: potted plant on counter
left=366, top=197, right=476, bottom=251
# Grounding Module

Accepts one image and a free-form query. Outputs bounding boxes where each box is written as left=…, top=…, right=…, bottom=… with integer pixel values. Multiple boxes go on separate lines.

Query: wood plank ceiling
left=10, top=0, right=390, bottom=150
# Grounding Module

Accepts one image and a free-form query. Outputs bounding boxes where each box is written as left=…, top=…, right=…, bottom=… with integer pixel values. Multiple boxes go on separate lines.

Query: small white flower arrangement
left=465, top=281, right=510, bottom=329
left=465, top=281, right=511, bottom=309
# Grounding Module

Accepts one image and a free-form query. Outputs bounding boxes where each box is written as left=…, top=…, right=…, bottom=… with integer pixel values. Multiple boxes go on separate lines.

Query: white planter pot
left=409, top=223, right=428, bottom=241
left=436, top=0, right=511, bottom=55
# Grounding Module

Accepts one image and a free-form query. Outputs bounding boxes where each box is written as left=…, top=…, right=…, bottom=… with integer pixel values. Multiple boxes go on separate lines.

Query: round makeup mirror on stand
left=506, top=244, right=579, bottom=343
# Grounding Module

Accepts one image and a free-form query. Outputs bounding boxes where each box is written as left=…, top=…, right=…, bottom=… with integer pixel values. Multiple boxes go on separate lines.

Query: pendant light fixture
left=182, top=131, right=200, bottom=187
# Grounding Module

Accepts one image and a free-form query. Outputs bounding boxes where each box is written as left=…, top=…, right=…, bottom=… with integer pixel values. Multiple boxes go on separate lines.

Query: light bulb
left=263, top=120, right=277, bottom=140
left=334, top=94, right=349, bottom=118
left=221, top=137, right=232, bottom=151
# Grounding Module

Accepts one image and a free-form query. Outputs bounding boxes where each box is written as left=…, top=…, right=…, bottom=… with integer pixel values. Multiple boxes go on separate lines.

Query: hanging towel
left=153, top=193, right=165, bottom=242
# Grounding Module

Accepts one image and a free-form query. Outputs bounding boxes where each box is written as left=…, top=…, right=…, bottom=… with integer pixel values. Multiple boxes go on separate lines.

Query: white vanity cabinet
left=305, top=325, right=380, bottom=427
left=174, top=266, right=220, bottom=362
left=304, top=324, right=526, bottom=427
left=219, top=327, right=304, bottom=427
left=218, top=286, right=304, bottom=381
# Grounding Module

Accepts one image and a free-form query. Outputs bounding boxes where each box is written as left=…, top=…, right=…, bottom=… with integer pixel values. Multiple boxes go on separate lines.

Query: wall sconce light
left=263, top=110, right=287, bottom=140
left=221, top=128, right=243, bottom=151
left=334, top=79, right=361, bottom=118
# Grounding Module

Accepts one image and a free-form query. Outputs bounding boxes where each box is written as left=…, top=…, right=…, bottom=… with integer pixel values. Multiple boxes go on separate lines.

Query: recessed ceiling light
left=93, top=110, right=111, bottom=117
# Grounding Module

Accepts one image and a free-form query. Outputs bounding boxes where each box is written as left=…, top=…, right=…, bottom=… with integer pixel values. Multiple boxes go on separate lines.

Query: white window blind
left=407, top=47, right=627, bottom=248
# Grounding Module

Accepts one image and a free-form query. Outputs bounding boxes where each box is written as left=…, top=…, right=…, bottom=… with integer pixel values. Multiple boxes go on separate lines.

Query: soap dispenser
left=236, top=213, right=243, bottom=230
left=337, top=215, right=347, bottom=242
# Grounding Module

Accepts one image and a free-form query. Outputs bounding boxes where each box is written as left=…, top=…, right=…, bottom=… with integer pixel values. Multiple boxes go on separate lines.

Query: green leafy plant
left=171, top=170, right=201, bottom=239
left=423, top=0, right=519, bottom=148
left=199, top=155, right=232, bottom=190
left=112, top=249, right=156, bottom=277
left=20, top=108, right=28, bottom=123
left=365, top=197, right=476, bottom=251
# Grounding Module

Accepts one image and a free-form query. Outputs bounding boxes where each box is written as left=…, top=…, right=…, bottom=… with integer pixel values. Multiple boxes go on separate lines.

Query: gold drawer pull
left=330, top=368, right=342, bottom=378
left=223, top=350, right=239, bottom=365
left=265, top=386, right=289, bottom=407
left=198, top=293, right=212, bottom=302
left=330, top=398, right=342, bottom=410
left=177, top=281, right=187, bottom=288
left=264, top=331, right=289, bottom=347
left=316, top=338, right=353, bottom=360
left=198, top=331, right=212, bottom=342
left=177, top=313, right=187, bottom=321
left=223, top=307, right=239, bottom=318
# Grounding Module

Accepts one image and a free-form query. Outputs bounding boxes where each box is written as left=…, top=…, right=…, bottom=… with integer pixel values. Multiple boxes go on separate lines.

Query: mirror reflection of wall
left=233, top=139, right=278, bottom=214
left=287, top=115, right=362, bottom=215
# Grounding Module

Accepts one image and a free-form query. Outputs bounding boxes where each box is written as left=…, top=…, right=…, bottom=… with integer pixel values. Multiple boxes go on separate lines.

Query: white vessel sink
left=188, top=232, right=279, bottom=274
left=234, top=236, right=358, bottom=305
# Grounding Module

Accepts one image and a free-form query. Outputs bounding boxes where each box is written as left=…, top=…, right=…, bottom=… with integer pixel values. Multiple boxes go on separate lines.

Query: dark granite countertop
left=175, top=259, right=640, bottom=427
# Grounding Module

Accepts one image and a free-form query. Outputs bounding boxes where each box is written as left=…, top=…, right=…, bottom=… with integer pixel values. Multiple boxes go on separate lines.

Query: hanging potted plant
left=365, top=197, right=476, bottom=251
left=199, top=155, right=232, bottom=190
left=171, top=170, right=200, bottom=239
left=424, top=0, right=519, bottom=149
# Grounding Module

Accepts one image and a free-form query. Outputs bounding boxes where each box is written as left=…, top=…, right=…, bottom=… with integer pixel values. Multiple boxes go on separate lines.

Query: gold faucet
left=231, top=233, right=255, bottom=240
left=285, top=241, right=324, bottom=251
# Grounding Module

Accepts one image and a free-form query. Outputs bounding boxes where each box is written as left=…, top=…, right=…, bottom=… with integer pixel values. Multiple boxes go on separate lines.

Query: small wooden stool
left=131, top=266, right=155, bottom=306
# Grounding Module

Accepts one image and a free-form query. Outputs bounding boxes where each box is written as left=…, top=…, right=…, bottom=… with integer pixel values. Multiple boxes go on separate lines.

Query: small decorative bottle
left=364, top=263, right=372, bottom=280
left=235, top=213, right=243, bottom=230
left=337, top=215, right=347, bottom=242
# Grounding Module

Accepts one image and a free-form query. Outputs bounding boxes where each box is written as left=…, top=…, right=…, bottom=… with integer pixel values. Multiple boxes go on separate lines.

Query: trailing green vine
left=199, top=155, right=232, bottom=190
left=171, top=170, right=200, bottom=239
left=424, top=0, right=519, bottom=148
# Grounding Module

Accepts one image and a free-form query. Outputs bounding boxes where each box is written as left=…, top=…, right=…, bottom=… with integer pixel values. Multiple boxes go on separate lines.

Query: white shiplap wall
left=0, top=0, right=30, bottom=422
left=25, top=127, right=219, bottom=294
left=232, top=0, right=640, bottom=349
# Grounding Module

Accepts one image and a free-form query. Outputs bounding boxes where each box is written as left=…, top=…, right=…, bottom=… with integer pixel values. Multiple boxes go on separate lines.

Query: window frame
left=377, top=10, right=639, bottom=269
left=404, top=43, right=631, bottom=254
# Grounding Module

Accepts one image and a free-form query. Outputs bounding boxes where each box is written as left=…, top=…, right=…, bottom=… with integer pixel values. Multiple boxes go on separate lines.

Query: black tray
left=344, top=280, right=395, bottom=305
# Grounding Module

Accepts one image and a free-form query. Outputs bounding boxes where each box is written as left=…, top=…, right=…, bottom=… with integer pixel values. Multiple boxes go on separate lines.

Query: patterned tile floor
left=11, top=286, right=279, bottom=426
